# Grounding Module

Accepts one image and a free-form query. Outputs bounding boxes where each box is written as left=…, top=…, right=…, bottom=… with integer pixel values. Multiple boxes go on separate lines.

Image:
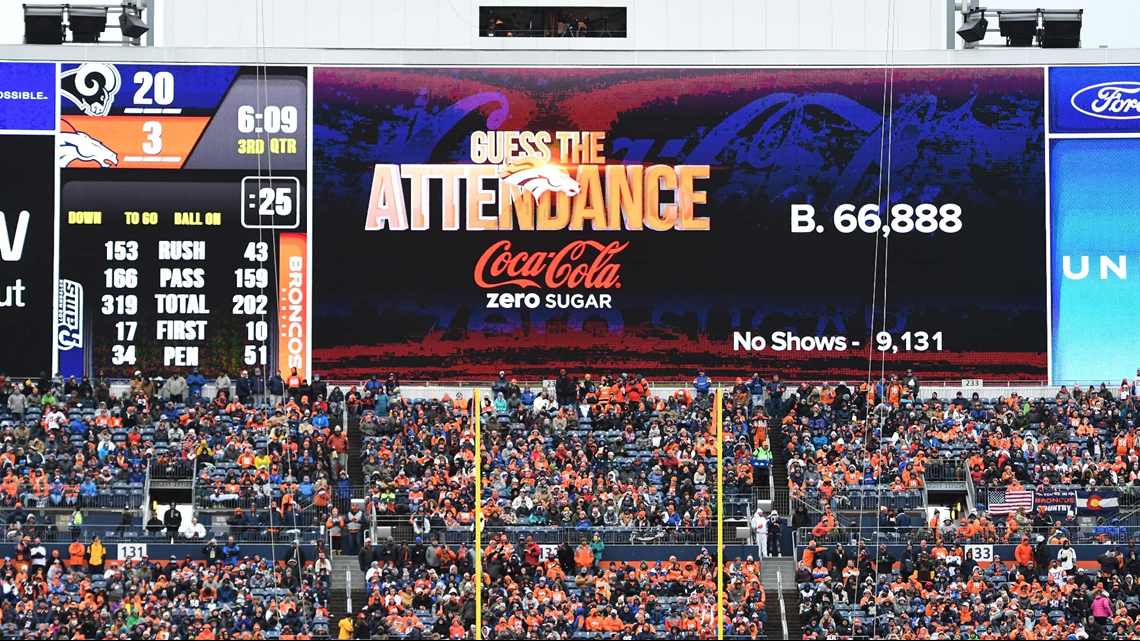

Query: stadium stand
left=479, top=370, right=718, bottom=639
left=9, top=366, right=1140, bottom=639
left=350, top=380, right=479, bottom=637
left=786, top=374, right=1140, bottom=640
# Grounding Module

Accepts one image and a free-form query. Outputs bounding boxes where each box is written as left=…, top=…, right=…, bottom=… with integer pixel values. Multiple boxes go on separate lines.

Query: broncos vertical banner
left=313, top=67, right=1046, bottom=380
left=278, top=233, right=308, bottom=379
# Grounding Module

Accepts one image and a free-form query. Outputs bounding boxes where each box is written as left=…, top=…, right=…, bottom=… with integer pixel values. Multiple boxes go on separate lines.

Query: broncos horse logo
left=59, top=120, right=117, bottom=168
left=498, top=156, right=581, bottom=200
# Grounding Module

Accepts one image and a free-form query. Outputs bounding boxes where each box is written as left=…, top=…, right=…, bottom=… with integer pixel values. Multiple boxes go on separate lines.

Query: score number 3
left=142, top=121, right=162, bottom=155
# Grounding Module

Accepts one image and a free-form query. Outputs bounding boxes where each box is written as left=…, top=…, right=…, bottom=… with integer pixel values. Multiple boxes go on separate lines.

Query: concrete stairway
left=329, top=554, right=367, bottom=623
left=758, top=556, right=800, bottom=640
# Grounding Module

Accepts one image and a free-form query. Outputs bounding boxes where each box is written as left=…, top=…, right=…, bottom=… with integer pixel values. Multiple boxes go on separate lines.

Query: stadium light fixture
left=68, top=5, right=108, bottom=43
left=1040, top=10, right=1083, bottom=49
left=998, top=10, right=1038, bottom=47
left=23, top=4, right=66, bottom=45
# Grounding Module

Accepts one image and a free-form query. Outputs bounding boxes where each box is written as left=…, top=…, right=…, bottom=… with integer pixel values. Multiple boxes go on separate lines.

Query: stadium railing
left=482, top=523, right=717, bottom=545
left=13, top=524, right=332, bottom=545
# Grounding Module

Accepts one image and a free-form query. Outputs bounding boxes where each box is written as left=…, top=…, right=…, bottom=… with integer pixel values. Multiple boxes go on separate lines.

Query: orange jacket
left=1014, top=542, right=1034, bottom=566
left=574, top=547, right=594, bottom=568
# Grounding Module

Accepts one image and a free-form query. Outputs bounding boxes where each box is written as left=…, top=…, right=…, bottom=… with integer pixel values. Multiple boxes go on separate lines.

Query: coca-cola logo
left=474, top=240, right=627, bottom=289
left=1071, top=82, right=1140, bottom=120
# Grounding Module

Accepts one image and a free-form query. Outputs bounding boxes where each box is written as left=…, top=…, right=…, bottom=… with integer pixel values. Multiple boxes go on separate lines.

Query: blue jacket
left=896, top=512, right=912, bottom=531
left=694, top=375, right=711, bottom=394
left=186, top=372, right=206, bottom=396
left=222, top=543, right=240, bottom=564
left=747, top=377, right=767, bottom=394
left=267, top=375, right=284, bottom=395
left=337, top=478, right=353, bottom=499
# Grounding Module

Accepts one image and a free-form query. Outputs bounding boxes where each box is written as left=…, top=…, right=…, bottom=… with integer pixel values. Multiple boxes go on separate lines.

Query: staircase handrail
left=965, top=460, right=977, bottom=516
left=345, top=568, right=353, bottom=617
left=142, top=459, right=152, bottom=524
left=777, top=568, right=788, bottom=640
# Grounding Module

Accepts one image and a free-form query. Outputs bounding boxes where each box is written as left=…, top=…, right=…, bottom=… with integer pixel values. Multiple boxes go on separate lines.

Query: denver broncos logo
left=58, top=119, right=118, bottom=168
left=498, top=156, right=580, bottom=200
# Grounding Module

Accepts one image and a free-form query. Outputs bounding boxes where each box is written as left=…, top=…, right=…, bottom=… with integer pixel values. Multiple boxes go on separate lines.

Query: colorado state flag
left=1077, top=491, right=1120, bottom=517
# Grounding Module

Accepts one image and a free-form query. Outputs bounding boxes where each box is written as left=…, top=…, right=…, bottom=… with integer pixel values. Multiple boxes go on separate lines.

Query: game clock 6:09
left=55, top=63, right=310, bottom=381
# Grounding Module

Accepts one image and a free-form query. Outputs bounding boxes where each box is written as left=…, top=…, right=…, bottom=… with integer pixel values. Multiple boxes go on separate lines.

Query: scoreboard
left=55, top=64, right=309, bottom=379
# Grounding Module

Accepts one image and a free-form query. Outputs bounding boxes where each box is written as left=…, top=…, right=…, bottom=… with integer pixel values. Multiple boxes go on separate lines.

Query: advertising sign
left=1049, top=66, right=1140, bottom=383
left=0, top=62, right=56, bottom=132
left=1051, top=66, right=1140, bottom=134
left=312, top=67, right=1046, bottom=379
left=0, top=136, right=55, bottom=375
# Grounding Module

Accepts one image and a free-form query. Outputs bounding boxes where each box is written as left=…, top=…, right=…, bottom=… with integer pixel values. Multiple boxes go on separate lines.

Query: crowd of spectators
left=356, top=376, right=478, bottom=545
left=0, top=366, right=357, bottom=636
left=724, top=558, right=768, bottom=638
left=785, top=371, right=1140, bottom=640
left=478, top=369, right=717, bottom=639
left=480, top=370, right=716, bottom=545
left=482, top=532, right=717, bottom=639
left=1, top=533, right=330, bottom=638
left=336, top=377, right=479, bottom=638
left=724, top=372, right=930, bottom=517
left=352, top=534, right=477, bottom=638
left=797, top=533, right=1140, bottom=639
left=19, top=361, right=1140, bottom=640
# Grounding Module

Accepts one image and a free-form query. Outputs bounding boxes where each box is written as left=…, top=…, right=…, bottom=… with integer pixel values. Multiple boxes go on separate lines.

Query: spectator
left=86, top=535, right=105, bottom=575
left=166, top=372, right=187, bottom=403
left=287, top=368, right=302, bottom=403
left=215, top=371, right=232, bottom=400
left=694, top=369, right=712, bottom=398
left=236, top=369, right=252, bottom=405
left=179, top=516, right=206, bottom=540
left=186, top=367, right=206, bottom=399
left=163, top=502, right=183, bottom=541
left=268, top=370, right=285, bottom=407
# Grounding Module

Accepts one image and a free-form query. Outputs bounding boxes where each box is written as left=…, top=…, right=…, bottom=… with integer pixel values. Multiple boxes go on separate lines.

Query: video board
left=310, top=67, right=1047, bottom=380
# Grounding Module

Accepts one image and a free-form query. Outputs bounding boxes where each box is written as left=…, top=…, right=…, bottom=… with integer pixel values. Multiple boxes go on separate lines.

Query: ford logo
left=1071, top=81, right=1140, bottom=120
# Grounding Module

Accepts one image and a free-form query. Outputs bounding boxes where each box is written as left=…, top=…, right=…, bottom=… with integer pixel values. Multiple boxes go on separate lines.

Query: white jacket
left=1058, top=546, right=1077, bottom=571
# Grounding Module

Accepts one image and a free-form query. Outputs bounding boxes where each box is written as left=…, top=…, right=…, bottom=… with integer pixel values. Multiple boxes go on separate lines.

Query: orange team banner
left=278, top=233, right=308, bottom=380
left=59, top=115, right=209, bottom=169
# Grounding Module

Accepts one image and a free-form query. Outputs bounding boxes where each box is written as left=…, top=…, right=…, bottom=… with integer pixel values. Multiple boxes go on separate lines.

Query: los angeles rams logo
left=60, top=63, right=121, bottom=117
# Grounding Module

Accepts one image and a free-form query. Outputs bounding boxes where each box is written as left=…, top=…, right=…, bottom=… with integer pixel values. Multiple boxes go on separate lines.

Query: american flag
left=988, top=488, right=1034, bottom=516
